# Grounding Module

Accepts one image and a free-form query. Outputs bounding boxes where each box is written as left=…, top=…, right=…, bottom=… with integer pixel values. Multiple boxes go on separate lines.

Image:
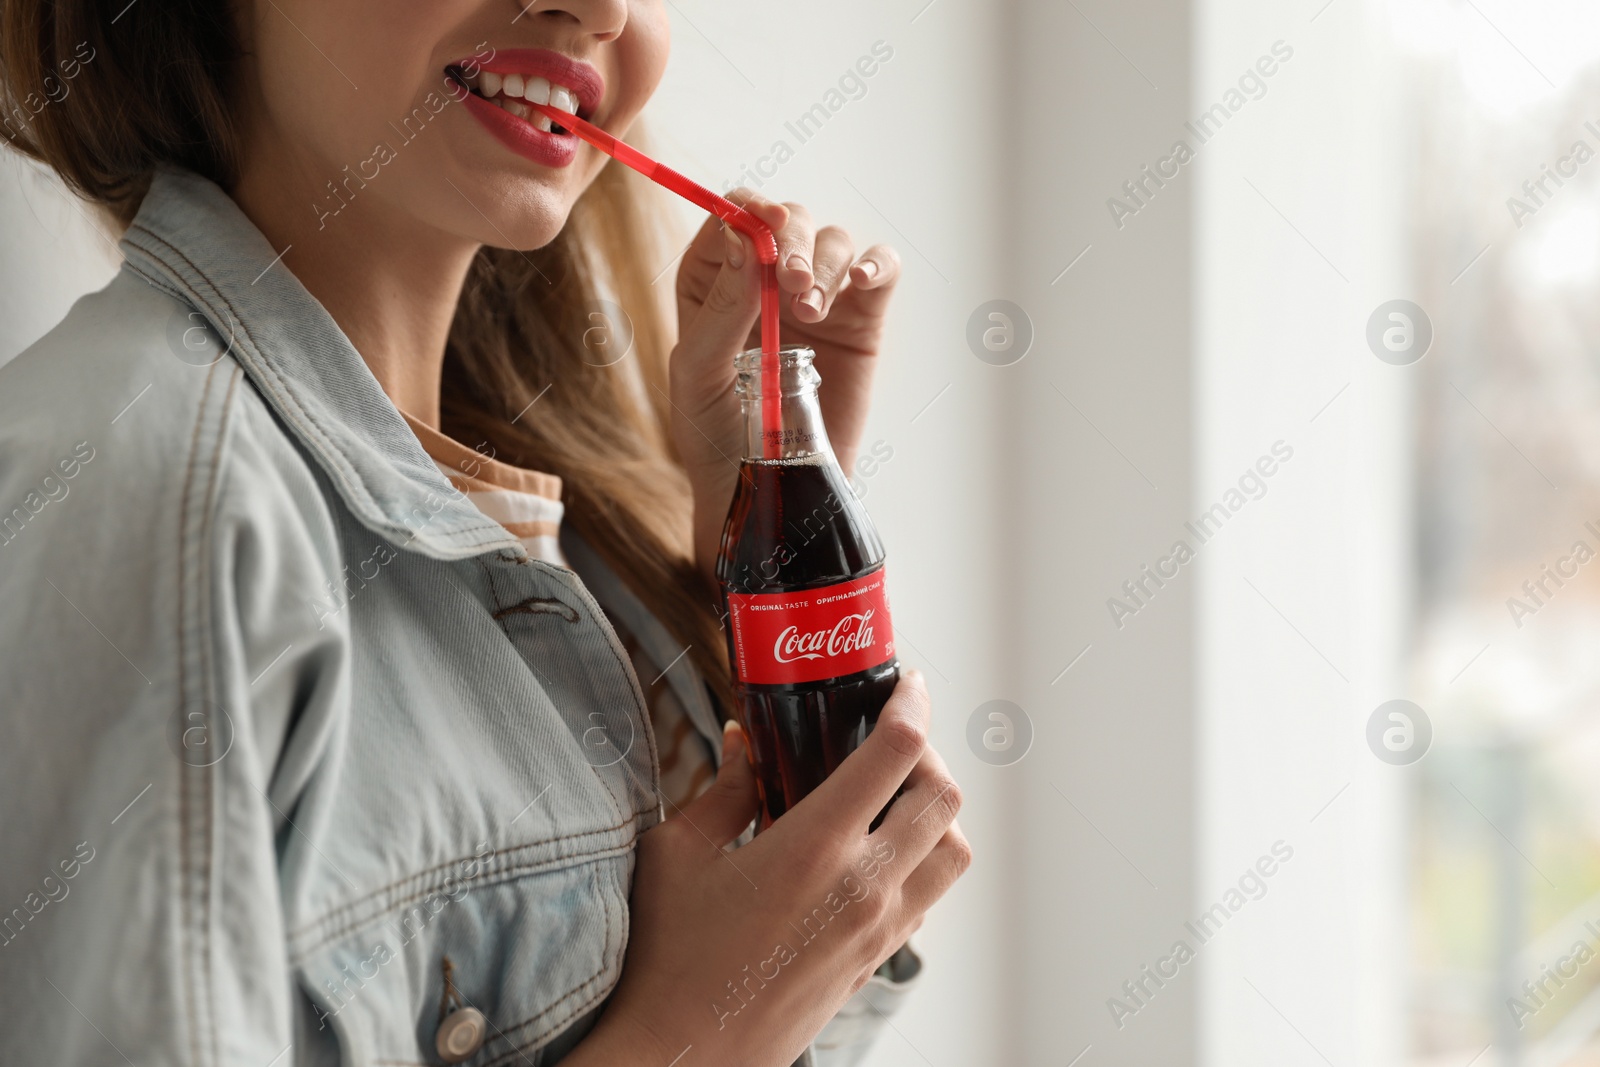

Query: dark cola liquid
left=717, top=455, right=899, bottom=828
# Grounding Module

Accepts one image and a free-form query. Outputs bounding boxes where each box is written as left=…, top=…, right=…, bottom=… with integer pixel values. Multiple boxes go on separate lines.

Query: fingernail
left=800, top=287, right=824, bottom=312
left=721, top=718, right=743, bottom=760
left=855, top=259, right=879, bottom=281
left=724, top=225, right=746, bottom=270
left=787, top=254, right=810, bottom=274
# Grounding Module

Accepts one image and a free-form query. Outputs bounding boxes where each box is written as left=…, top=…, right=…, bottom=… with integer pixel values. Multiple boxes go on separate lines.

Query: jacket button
left=436, top=1007, right=488, bottom=1063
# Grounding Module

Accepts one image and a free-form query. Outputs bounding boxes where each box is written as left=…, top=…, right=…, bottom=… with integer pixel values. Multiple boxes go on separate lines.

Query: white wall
left=0, top=152, right=118, bottom=367
left=998, top=0, right=1412, bottom=1061
left=1004, top=0, right=1200, bottom=1062
left=1194, top=0, right=1408, bottom=1063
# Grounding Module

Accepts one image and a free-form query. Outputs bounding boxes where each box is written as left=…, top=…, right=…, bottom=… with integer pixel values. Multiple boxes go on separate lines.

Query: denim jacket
left=0, top=168, right=915, bottom=1065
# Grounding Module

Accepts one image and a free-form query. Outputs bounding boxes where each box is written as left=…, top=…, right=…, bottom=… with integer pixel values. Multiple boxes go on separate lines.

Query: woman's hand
left=570, top=670, right=969, bottom=1067
left=668, top=192, right=902, bottom=574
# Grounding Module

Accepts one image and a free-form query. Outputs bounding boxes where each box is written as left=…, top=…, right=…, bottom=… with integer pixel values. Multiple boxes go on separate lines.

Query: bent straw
left=527, top=102, right=784, bottom=459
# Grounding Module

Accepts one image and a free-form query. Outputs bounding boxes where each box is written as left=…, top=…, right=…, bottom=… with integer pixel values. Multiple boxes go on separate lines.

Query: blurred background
left=5, top=0, right=1597, bottom=1063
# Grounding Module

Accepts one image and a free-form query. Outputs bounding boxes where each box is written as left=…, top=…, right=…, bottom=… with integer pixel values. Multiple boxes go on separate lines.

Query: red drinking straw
left=527, top=103, right=784, bottom=459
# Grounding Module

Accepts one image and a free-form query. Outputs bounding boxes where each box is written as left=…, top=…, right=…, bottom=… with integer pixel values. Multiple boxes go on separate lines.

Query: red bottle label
left=727, top=568, right=895, bottom=685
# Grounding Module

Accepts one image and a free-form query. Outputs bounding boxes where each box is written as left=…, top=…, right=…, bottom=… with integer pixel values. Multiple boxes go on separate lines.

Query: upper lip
left=449, top=47, right=604, bottom=119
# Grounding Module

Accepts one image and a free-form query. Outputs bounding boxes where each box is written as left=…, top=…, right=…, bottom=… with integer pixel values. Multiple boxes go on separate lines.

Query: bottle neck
left=737, top=346, right=836, bottom=462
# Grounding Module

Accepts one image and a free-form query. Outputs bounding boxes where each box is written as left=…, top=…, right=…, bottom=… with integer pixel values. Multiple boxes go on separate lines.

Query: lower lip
left=461, top=91, right=579, bottom=168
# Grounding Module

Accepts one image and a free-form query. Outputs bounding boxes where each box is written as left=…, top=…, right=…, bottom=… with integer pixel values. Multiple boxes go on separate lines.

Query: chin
left=473, top=175, right=581, bottom=252
left=409, top=120, right=593, bottom=252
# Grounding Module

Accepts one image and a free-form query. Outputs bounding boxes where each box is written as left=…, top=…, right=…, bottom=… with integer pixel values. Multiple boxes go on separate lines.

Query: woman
left=0, top=1, right=970, bottom=1065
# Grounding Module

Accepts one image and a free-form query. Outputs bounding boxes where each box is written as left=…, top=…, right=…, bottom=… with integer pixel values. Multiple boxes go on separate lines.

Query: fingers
left=841, top=244, right=903, bottom=323
left=799, top=226, right=856, bottom=322
left=763, top=200, right=855, bottom=323
left=726, top=192, right=868, bottom=322
left=895, top=821, right=972, bottom=918
left=669, top=722, right=761, bottom=849
left=728, top=187, right=790, bottom=233
left=801, top=670, right=930, bottom=834
left=670, top=220, right=762, bottom=400
left=725, top=189, right=791, bottom=278
left=675, top=187, right=776, bottom=312
left=767, top=200, right=816, bottom=292
left=681, top=206, right=730, bottom=269
left=674, top=207, right=735, bottom=302
left=869, top=740, right=962, bottom=867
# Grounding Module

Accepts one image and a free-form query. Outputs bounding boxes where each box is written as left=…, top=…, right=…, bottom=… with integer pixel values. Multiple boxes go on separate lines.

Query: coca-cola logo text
left=774, top=609, right=877, bottom=664
left=727, top=569, right=894, bottom=685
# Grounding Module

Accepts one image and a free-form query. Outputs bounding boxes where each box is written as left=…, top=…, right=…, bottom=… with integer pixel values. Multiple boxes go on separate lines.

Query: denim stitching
left=286, top=828, right=639, bottom=957
left=195, top=364, right=242, bottom=1067
left=123, top=228, right=512, bottom=545
left=175, top=358, right=222, bottom=1067
left=125, top=228, right=366, bottom=516
left=295, top=860, right=620, bottom=1063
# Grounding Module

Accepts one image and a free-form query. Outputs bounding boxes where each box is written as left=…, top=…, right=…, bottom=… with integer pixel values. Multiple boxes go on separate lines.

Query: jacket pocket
left=293, top=851, right=632, bottom=1066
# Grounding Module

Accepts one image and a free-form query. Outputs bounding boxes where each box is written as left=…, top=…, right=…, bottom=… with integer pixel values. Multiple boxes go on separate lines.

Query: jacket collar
left=120, top=167, right=522, bottom=560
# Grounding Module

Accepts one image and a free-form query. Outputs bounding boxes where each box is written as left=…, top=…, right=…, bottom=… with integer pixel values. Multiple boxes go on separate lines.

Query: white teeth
left=472, top=67, right=582, bottom=121
left=475, top=70, right=580, bottom=130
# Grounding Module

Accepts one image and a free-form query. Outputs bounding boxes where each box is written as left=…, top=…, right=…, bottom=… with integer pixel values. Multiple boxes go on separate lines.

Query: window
left=1401, top=0, right=1600, bottom=1061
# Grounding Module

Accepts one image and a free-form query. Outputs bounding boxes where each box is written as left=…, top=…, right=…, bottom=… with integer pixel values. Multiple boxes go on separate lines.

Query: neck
left=231, top=144, right=478, bottom=431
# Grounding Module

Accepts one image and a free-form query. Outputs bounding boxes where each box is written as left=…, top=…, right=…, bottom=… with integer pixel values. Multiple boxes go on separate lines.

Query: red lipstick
left=472, top=48, right=603, bottom=117
left=460, top=92, right=578, bottom=168
left=448, top=47, right=605, bottom=170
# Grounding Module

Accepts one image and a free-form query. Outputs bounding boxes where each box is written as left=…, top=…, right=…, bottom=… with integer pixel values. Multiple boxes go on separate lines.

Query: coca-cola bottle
left=716, top=345, right=899, bottom=830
